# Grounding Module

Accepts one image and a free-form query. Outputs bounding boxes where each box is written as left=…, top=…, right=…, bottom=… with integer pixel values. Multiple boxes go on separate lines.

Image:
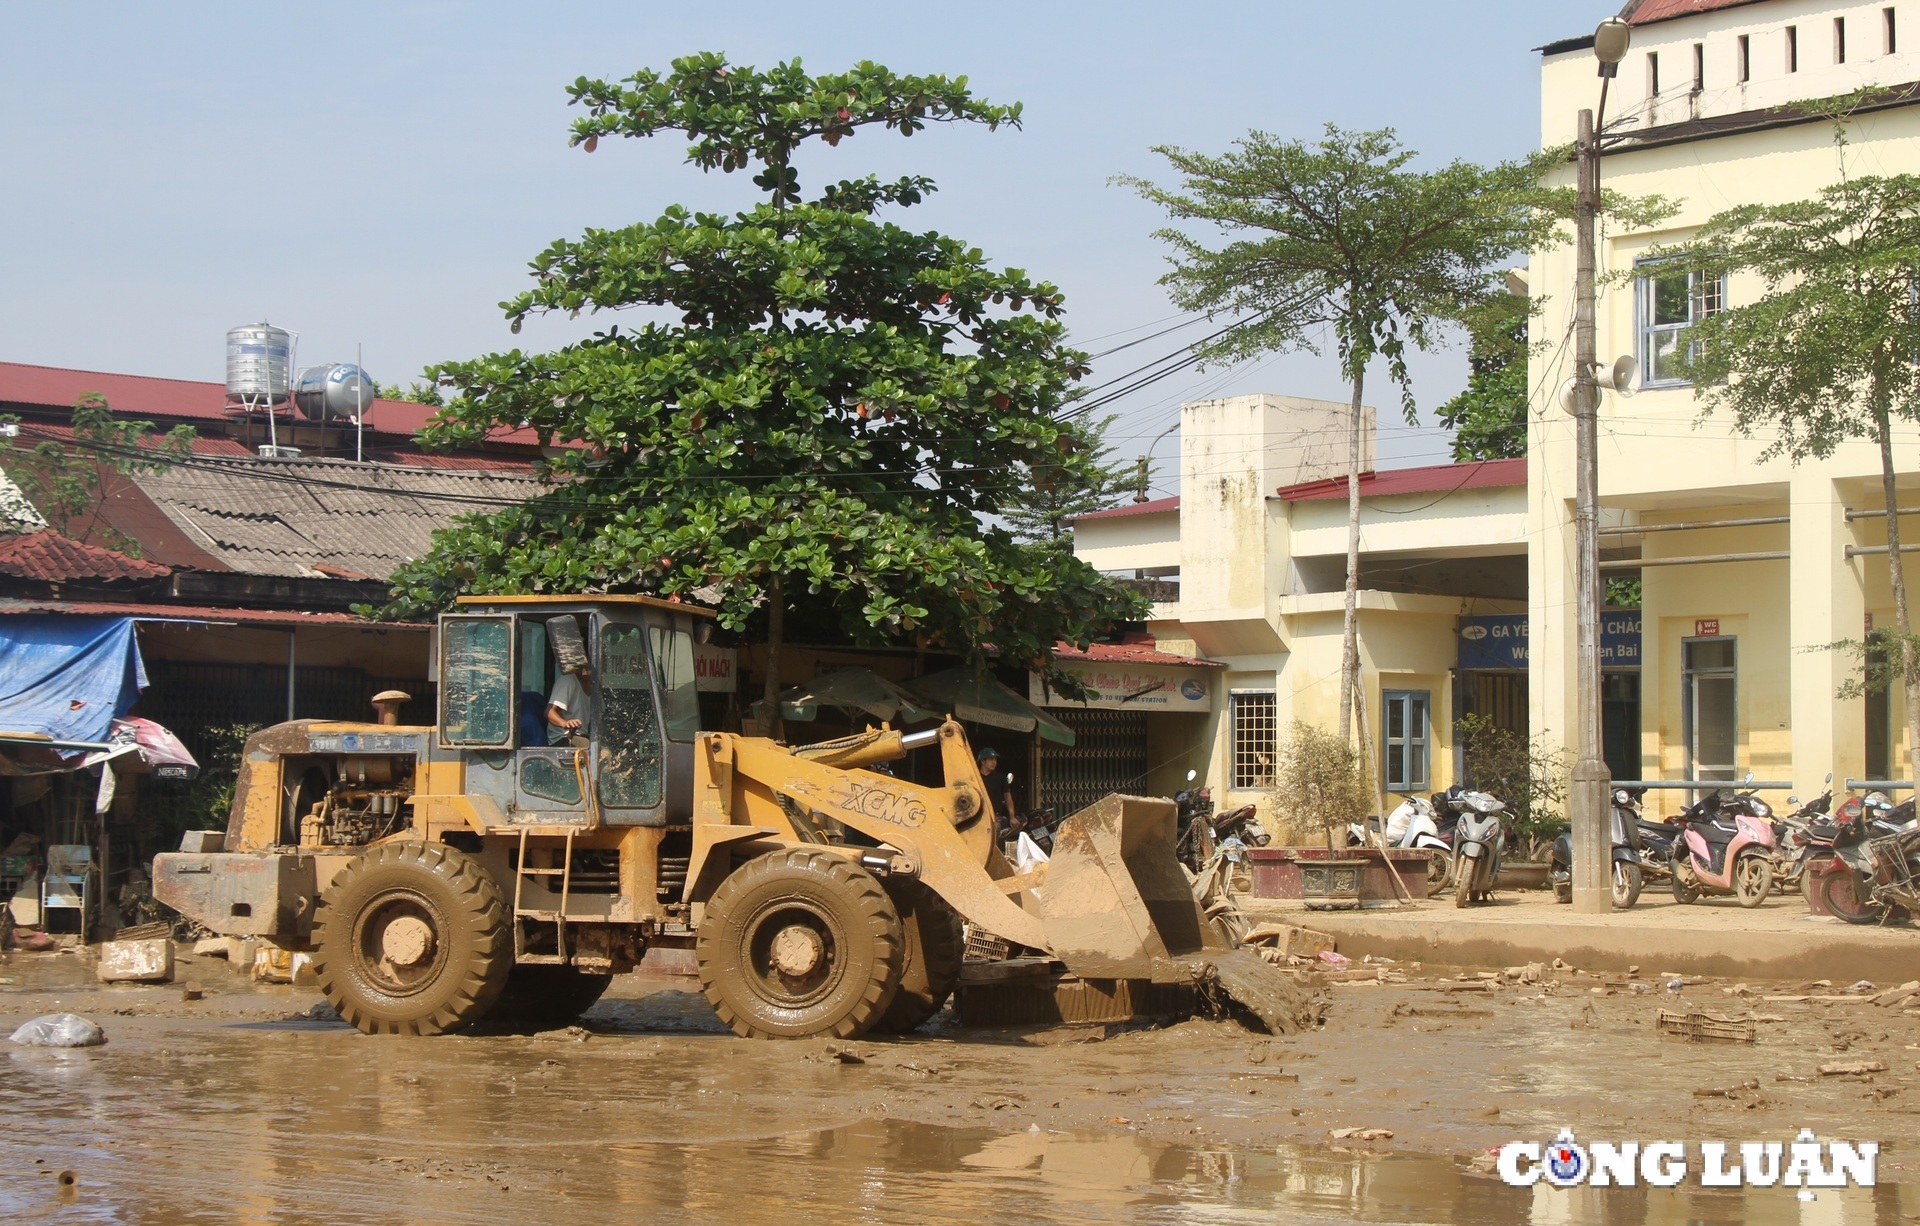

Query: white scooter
left=1348, top=794, right=1453, bottom=894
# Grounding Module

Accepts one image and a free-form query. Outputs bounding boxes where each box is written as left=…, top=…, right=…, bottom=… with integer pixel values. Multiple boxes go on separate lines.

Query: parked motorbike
left=1439, top=784, right=1508, bottom=908
left=1799, top=791, right=1917, bottom=924
left=1669, top=779, right=1778, bottom=907
left=1768, top=777, right=1834, bottom=893
left=1349, top=793, right=1456, bottom=894
left=1181, top=801, right=1267, bottom=875
left=1547, top=786, right=1645, bottom=908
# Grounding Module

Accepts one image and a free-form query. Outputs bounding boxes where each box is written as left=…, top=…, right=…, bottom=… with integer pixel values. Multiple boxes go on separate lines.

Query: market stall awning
left=0, top=614, right=146, bottom=745
left=912, top=668, right=1076, bottom=747
left=779, top=668, right=941, bottom=725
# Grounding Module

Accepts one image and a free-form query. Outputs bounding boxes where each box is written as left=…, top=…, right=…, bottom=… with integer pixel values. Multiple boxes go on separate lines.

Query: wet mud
left=6, top=952, right=1920, bottom=1223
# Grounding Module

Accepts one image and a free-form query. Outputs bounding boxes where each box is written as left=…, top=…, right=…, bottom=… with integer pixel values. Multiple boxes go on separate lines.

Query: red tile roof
left=1625, top=0, right=1769, bottom=26
left=0, top=360, right=542, bottom=446
left=1073, top=495, right=1180, bottom=522
left=0, top=532, right=170, bottom=583
left=0, top=596, right=425, bottom=628
left=1053, top=637, right=1226, bottom=668
left=1274, top=457, right=1526, bottom=502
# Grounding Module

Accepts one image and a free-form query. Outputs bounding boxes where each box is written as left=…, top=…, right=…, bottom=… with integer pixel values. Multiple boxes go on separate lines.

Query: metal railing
left=1612, top=779, right=1793, bottom=790
left=1845, top=779, right=1913, bottom=792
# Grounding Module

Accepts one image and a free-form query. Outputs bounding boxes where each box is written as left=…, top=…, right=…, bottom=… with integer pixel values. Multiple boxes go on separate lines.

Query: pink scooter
left=1670, top=783, right=1777, bottom=908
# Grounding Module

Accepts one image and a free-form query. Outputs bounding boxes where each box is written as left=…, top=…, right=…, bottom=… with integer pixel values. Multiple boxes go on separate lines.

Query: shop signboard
left=1458, top=613, right=1641, bottom=671
left=1027, top=661, right=1213, bottom=711
left=693, top=643, right=737, bottom=693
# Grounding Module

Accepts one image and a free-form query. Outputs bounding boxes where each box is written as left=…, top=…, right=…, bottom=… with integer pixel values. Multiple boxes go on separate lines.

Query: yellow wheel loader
left=154, top=596, right=1308, bottom=1038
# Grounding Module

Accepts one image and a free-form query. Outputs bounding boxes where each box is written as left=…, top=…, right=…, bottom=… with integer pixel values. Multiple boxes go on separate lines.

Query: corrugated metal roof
left=0, top=360, right=544, bottom=446
left=0, top=596, right=425, bottom=628
left=1054, top=639, right=1226, bottom=668
left=131, top=457, right=546, bottom=580
left=1274, top=457, right=1527, bottom=502
left=1073, top=495, right=1180, bottom=523
left=1624, top=0, right=1771, bottom=26
left=0, top=531, right=169, bottom=583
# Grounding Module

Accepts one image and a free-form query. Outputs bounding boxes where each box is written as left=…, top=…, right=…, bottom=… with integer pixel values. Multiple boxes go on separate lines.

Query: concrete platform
left=1243, top=887, right=1920, bottom=983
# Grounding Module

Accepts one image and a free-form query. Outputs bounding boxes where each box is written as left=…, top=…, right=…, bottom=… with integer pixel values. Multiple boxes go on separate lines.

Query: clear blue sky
left=1, top=2, right=1606, bottom=487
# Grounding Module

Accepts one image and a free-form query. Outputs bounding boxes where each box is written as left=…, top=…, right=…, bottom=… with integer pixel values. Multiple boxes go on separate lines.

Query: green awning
left=778, top=667, right=941, bottom=725
left=911, top=668, right=1077, bottom=747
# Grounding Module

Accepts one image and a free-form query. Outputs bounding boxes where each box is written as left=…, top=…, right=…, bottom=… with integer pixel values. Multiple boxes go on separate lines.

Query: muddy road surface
left=5, top=950, right=1920, bottom=1223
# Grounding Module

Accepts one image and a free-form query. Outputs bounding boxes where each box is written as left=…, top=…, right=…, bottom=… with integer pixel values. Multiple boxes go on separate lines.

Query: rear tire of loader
left=311, top=841, right=511, bottom=1036
left=488, top=965, right=615, bottom=1027
left=873, top=880, right=965, bottom=1034
left=696, top=849, right=904, bottom=1040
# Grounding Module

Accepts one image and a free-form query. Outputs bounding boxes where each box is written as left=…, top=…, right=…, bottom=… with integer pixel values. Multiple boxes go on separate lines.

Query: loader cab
left=439, top=596, right=711, bottom=826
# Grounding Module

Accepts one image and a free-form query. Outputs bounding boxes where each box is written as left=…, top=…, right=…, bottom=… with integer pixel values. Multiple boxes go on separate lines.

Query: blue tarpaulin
left=0, top=616, right=147, bottom=745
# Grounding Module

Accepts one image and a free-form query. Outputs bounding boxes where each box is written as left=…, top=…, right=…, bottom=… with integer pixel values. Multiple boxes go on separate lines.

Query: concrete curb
left=1243, top=899, right=1919, bottom=983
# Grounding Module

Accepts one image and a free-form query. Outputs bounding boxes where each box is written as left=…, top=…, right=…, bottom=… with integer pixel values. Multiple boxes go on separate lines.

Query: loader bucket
left=1036, top=794, right=1227, bottom=980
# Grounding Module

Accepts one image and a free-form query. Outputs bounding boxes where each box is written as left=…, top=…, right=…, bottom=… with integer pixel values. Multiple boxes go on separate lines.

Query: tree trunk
left=764, top=574, right=786, bottom=741
left=1875, top=410, right=1920, bottom=791
left=1338, top=368, right=1367, bottom=745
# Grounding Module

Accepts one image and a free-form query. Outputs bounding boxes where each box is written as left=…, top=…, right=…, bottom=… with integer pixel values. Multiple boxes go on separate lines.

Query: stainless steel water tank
left=293, top=363, right=377, bottom=421
left=225, top=322, right=292, bottom=402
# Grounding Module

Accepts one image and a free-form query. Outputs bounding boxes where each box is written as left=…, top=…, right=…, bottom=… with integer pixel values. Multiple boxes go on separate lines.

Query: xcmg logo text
left=1499, top=1130, right=1876, bottom=1189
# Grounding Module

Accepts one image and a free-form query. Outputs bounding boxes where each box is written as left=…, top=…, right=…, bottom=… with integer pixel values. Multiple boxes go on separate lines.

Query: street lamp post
left=1570, top=17, right=1632, bottom=914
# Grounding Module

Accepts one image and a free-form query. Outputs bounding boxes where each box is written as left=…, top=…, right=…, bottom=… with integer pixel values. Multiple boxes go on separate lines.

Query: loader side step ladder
left=511, top=827, right=574, bottom=966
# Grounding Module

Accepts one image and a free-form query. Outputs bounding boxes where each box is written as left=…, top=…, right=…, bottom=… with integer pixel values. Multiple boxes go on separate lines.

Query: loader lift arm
left=689, top=721, right=1053, bottom=953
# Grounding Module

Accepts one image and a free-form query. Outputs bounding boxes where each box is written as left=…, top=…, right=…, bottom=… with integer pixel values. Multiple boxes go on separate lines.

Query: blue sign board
left=1457, top=613, right=1640, bottom=671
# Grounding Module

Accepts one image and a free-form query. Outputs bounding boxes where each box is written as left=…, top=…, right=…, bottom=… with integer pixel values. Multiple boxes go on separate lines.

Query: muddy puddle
left=5, top=955, right=1920, bottom=1222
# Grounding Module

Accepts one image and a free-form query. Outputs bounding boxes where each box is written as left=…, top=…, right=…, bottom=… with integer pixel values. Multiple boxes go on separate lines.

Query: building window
left=1637, top=260, right=1726, bottom=385
left=1230, top=691, right=1276, bottom=790
left=1647, top=50, right=1661, bottom=101
left=1837, top=16, right=1848, bottom=62
left=1787, top=24, right=1799, bottom=72
left=1693, top=42, right=1705, bottom=90
left=1382, top=690, right=1431, bottom=793
left=1682, top=638, right=1737, bottom=786
left=1887, top=7, right=1898, bottom=54
left=1739, top=33, right=1752, bottom=81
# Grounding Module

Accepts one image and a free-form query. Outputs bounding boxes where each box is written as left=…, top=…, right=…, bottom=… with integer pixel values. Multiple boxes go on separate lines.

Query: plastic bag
left=1014, top=831, right=1050, bottom=871
left=8, top=1012, right=106, bottom=1048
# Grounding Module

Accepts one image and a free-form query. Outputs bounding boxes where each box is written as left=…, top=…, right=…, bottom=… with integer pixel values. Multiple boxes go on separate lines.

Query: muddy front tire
left=1612, top=860, right=1643, bottom=909
left=873, top=879, right=965, bottom=1034
left=1816, top=868, right=1888, bottom=925
left=1733, top=851, right=1773, bottom=908
left=697, top=849, right=904, bottom=1040
left=1454, top=859, right=1475, bottom=907
left=311, top=841, right=511, bottom=1036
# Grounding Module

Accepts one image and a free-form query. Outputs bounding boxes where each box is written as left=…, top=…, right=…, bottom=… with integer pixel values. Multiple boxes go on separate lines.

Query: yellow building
left=1530, top=0, right=1920, bottom=812
left=1068, top=395, right=1531, bottom=829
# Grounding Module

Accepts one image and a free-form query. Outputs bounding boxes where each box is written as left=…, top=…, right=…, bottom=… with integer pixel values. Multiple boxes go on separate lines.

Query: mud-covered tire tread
left=696, top=849, right=903, bottom=1040
left=873, top=880, right=965, bottom=1033
left=309, top=841, right=511, bottom=1037
left=1612, top=860, right=1643, bottom=909
left=489, top=965, right=615, bottom=1026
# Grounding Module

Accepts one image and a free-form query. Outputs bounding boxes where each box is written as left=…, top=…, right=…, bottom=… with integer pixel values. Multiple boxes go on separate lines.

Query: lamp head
left=1594, top=17, right=1632, bottom=77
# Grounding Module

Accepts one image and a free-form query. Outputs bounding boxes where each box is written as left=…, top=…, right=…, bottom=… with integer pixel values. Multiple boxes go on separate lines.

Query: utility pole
left=1570, top=105, right=1611, bottom=914
left=1570, top=18, right=1631, bottom=913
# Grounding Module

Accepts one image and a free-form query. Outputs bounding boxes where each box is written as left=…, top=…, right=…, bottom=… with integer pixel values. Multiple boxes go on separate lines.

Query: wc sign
left=1499, top=1129, right=1875, bottom=1192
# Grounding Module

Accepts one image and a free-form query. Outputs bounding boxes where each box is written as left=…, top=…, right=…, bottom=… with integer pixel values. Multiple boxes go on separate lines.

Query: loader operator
left=546, top=662, right=594, bottom=746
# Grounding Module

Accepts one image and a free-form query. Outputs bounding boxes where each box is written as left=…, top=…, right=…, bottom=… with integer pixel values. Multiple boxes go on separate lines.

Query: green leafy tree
left=0, top=393, right=196, bottom=555
left=384, top=54, right=1144, bottom=729
left=1000, top=412, right=1133, bottom=543
left=378, top=382, right=445, bottom=407
left=1438, top=291, right=1530, bottom=462
left=1665, top=172, right=1920, bottom=789
left=1123, top=128, right=1584, bottom=765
